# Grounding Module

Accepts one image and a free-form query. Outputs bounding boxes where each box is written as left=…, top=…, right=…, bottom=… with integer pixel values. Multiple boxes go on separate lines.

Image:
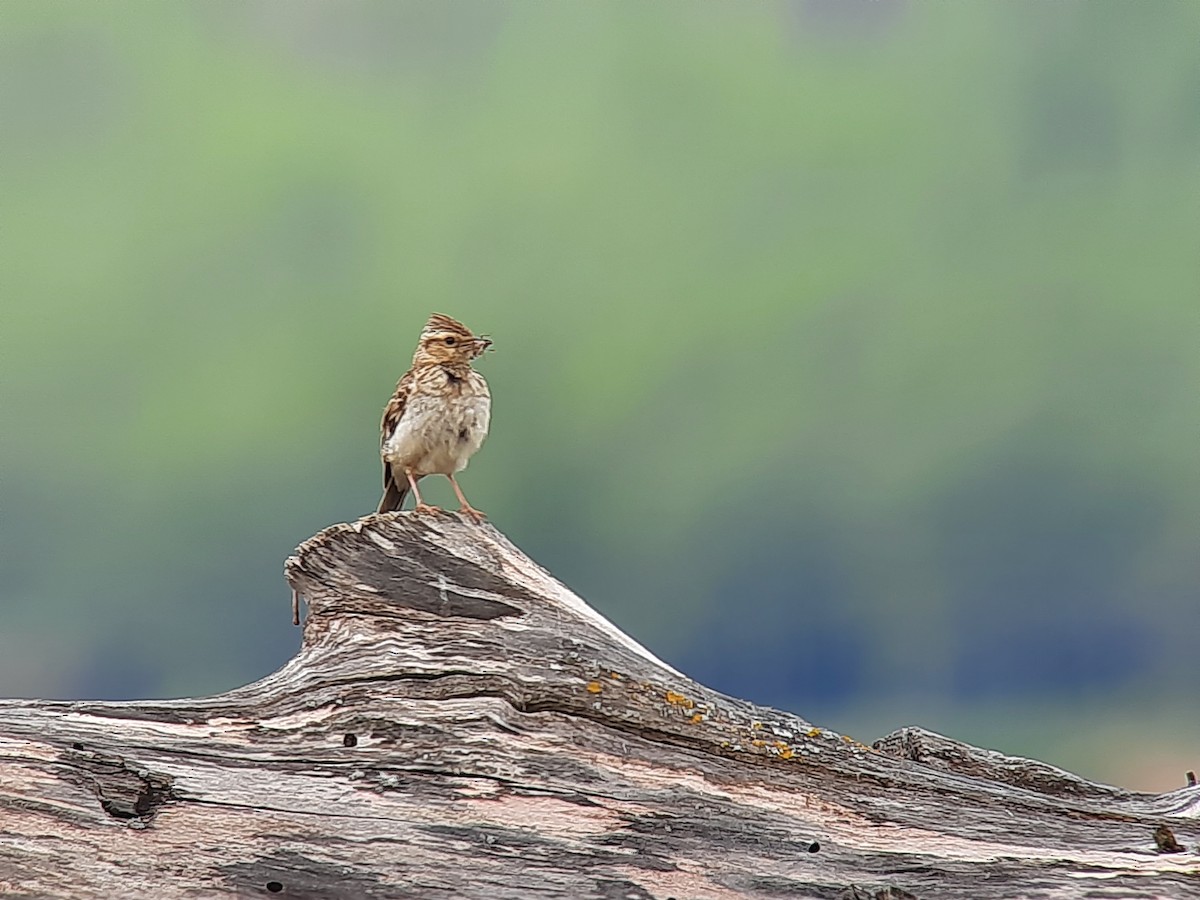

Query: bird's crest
left=422, top=313, right=475, bottom=340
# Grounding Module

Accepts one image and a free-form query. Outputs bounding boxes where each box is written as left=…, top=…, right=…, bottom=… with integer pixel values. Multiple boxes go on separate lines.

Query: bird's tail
left=377, top=470, right=409, bottom=514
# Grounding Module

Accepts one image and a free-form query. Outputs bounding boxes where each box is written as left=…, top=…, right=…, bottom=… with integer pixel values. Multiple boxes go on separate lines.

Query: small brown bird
left=377, top=313, right=492, bottom=521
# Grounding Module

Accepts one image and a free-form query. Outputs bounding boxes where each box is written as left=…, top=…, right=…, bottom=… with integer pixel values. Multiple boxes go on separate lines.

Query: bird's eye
left=444, top=336, right=457, bottom=346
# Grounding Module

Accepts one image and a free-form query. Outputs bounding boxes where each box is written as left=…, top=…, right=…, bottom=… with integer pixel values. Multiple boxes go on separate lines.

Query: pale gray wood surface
left=1, top=513, right=1197, bottom=899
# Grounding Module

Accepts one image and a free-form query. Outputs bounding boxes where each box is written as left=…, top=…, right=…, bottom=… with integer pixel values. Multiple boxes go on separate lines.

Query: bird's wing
left=380, top=369, right=414, bottom=485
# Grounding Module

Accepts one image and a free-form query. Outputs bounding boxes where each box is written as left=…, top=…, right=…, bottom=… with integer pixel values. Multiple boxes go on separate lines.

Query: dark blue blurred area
left=680, top=513, right=865, bottom=709
left=936, top=452, right=1163, bottom=699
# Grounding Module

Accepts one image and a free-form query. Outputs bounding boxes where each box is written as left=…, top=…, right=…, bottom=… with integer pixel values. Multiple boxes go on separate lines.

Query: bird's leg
left=407, top=469, right=442, bottom=515
left=448, top=474, right=486, bottom=523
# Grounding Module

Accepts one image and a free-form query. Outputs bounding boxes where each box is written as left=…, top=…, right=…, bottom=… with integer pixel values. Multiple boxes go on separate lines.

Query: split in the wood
left=1155, top=824, right=1184, bottom=853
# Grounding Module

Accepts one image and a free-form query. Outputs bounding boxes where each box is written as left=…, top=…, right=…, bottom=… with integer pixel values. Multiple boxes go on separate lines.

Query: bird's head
left=412, top=313, right=492, bottom=366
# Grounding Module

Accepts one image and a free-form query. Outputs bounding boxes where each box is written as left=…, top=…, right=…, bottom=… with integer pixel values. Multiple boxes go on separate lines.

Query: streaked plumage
left=377, top=314, right=492, bottom=520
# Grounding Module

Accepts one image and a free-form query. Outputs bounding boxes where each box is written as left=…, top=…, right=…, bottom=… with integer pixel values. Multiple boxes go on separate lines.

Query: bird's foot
left=413, top=503, right=444, bottom=516
left=457, top=504, right=487, bottom=524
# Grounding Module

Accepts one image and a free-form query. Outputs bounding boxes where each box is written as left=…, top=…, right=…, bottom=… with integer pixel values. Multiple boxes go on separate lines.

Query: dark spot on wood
left=808, top=840, right=821, bottom=852
left=65, top=747, right=175, bottom=823
left=343, top=733, right=357, bottom=747
left=72, top=742, right=84, bottom=750
left=222, top=853, right=387, bottom=899
left=1154, top=823, right=1183, bottom=852
left=97, top=772, right=173, bottom=820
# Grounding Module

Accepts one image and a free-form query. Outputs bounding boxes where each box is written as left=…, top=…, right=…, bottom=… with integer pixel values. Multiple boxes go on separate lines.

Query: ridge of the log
left=0, top=512, right=1198, bottom=899
left=273, top=512, right=838, bottom=766
left=874, top=727, right=1128, bottom=803
left=284, top=512, right=680, bottom=674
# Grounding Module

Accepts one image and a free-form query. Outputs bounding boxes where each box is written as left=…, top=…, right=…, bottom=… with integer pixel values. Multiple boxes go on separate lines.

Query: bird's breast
left=382, top=376, right=491, bottom=476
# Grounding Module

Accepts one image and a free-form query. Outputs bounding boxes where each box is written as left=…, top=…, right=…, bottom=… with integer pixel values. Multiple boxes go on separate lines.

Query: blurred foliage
left=2, top=1, right=1197, bottom=788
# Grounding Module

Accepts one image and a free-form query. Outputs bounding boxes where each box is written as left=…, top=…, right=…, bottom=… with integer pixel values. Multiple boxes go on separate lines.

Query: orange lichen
left=608, top=672, right=622, bottom=680
left=835, top=733, right=874, bottom=751
left=689, top=712, right=704, bottom=724
left=808, top=728, right=823, bottom=739
left=586, top=681, right=603, bottom=694
left=664, top=690, right=695, bottom=709
left=773, top=741, right=794, bottom=760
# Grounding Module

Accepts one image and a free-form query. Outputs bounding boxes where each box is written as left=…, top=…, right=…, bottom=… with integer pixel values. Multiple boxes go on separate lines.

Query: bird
left=377, top=313, right=492, bottom=522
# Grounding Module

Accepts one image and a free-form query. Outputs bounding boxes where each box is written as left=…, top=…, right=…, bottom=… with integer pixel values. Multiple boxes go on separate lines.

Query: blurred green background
left=2, top=1, right=1197, bottom=792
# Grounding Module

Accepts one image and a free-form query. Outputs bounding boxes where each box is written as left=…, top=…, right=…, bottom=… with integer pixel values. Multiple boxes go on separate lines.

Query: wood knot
left=66, top=745, right=175, bottom=825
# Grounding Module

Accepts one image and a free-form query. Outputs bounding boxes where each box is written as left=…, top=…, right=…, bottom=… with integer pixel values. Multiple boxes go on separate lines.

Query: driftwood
left=1, top=513, right=1197, bottom=899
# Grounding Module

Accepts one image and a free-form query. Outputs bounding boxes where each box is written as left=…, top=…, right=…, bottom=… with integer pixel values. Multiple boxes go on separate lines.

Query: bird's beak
left=474, top=336, right=493, bottom=356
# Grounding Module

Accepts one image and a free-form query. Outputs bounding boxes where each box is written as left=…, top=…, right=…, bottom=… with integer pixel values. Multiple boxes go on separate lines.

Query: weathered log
left=0, top=514, right=1197, bottom=899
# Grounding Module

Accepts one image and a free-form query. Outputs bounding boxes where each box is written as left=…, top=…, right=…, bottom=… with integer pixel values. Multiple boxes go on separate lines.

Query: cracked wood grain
left=0, top=513, right=1197, bottom=899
